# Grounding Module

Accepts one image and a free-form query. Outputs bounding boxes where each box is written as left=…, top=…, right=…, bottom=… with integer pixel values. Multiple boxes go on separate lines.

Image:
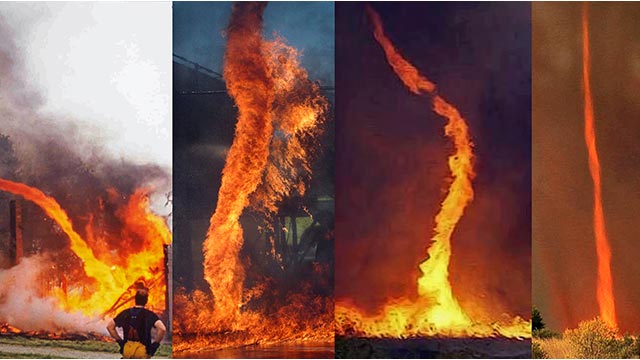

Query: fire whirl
left=174, top=2, right=331, bottom=352
left=0, top=178, right=171, bottom=319
left=334, top=6, right=530, bottom=339
left=582, top=3, right=617, bottom=330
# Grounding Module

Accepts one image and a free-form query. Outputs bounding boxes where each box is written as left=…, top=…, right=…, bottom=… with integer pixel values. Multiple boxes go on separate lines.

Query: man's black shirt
left=113, top=307, right=160, bottom=347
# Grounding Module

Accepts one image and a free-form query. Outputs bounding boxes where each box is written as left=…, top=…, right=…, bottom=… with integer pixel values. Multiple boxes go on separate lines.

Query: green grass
left=0, top=337, right=116, bottom=353
left=156, top=344, right=172, bottom=357
left=0, top=337, right=171, bottom=357
left=0, top=351, right=64, bottom=359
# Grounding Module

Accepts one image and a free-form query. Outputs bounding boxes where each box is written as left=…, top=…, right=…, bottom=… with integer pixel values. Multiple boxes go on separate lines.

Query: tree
left=533, top=306, right=545, bottom=331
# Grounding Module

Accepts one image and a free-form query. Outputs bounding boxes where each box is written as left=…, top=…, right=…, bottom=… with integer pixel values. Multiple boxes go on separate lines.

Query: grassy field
left=533, top=337, right=578, bottom=358
left=0, top=351, right=63, bottom=359
left=0, top=336, right=171, bottom=358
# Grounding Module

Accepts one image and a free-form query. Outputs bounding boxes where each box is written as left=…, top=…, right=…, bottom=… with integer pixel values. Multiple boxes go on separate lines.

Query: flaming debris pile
left=0, top=179, right=171, bottom=334
left=173, top=2, right=332, bottom=352
left=335, top=6, right=530, bottom=339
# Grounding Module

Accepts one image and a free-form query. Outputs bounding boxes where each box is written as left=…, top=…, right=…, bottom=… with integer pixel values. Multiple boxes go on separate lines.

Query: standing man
left=107, top=287, right=167, bottom=358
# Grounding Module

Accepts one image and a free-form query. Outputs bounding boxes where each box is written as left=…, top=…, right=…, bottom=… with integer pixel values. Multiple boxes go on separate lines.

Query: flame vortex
left=581, top=3, right=617, bottom=330
left=335, top=6, right=530, bottom=339
left=186, top=2, right=331, bottom=349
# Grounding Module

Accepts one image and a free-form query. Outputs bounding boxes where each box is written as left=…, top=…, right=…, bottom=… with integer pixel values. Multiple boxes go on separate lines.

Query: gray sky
left=0, top=2, right=172, bottom=169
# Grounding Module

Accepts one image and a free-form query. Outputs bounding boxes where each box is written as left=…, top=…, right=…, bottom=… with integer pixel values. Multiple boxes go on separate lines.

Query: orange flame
left=581, top=2, right=617, bottom=330
left=202, top=1, right=273, bottom=327
left=335, top=6, right=530, bottom=339
left=0, top=178, right=170, bottom=318
left=179, top=2, right=331, bottom=351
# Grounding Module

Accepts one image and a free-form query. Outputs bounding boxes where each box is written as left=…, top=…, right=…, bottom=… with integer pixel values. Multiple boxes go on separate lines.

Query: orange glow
left=582, top=3, right=617, bottom=330
left=0, top=178, right=170, bottom=318
left=335, top=6, right=530, bottom=339
left=176, top=2, right=331, bottom=351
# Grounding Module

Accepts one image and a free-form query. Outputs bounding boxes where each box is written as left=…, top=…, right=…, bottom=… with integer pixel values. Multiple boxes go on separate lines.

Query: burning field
left=533, top=2, right=640, bottom=357
left=335, top=3, right=531, bottom=358
left=172, top=2, right=334, bottom=357
left=0, top=2, right=172, bottom=355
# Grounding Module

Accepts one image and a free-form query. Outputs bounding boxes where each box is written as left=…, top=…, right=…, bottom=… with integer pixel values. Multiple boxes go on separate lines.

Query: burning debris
left=173, top=1, right=332, bottom=354
left=0, top=179, right=171, bottom=334
left=335, top=6, right=530, bottom=340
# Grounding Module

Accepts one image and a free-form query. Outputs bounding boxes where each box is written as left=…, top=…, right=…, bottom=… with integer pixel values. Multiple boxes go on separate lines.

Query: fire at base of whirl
left=335, top=6, right=531, bottom=340
left=0, top=178, right=171, bottom=338
left=173, top=2, right=333, bottom=353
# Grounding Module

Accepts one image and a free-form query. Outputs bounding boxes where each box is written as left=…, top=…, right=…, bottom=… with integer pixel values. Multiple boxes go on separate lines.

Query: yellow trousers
left=122, top=341, right=149, bottom=359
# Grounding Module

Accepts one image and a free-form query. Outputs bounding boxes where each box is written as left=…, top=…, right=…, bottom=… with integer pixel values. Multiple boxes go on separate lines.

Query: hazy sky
left=0, top=2, right=172, bottom=169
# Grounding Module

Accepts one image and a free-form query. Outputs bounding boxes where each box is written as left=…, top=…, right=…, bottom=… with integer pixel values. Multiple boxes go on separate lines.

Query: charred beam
left=9, top=200, right=23, bottom=266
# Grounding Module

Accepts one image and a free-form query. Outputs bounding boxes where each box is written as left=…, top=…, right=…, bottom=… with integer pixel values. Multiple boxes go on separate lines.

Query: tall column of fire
left=335, top=6, right=530, bottom=338
left=201, top=2, right=274, bottom=327
left=200, top=1, right=328, bottom=337
left=581, top=2, right=617, bottom=330
left=367, top=4, right=474, bottom=331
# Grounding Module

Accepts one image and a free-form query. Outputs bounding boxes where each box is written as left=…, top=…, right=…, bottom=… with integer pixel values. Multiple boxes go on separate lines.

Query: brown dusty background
left=533, top=2, right=640, bottom=334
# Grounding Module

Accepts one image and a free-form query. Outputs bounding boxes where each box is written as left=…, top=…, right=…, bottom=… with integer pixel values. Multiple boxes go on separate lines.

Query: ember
left=0, top=323, right=110, bottom=341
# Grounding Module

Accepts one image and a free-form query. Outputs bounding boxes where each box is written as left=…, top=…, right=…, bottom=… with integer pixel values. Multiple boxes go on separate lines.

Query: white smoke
left=0, top=2, right=172, bottom=221
left=0, top=2, right=172, bottom=170
left=0, top=256, right=107, bottom=334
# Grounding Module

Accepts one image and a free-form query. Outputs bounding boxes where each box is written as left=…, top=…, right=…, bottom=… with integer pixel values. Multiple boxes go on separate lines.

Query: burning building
left=0, top=2, right=172, bottom=343
left=335, top=3, right=532, bottom=358
left=533, top=2, right=640, bottom=335
left=172, top=2, right=334, bottom=358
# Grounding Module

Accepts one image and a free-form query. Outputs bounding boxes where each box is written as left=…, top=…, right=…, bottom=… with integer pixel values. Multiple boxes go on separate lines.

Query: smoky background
left=533, top=2, right=640, bottom=333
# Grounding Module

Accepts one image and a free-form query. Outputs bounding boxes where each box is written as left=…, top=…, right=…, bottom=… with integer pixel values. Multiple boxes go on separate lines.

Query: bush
left=533, top=328, right=561, bottom=339
left=564, top=318, right=638, bottom=358
left=532, top=342, right=548, bottom=359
